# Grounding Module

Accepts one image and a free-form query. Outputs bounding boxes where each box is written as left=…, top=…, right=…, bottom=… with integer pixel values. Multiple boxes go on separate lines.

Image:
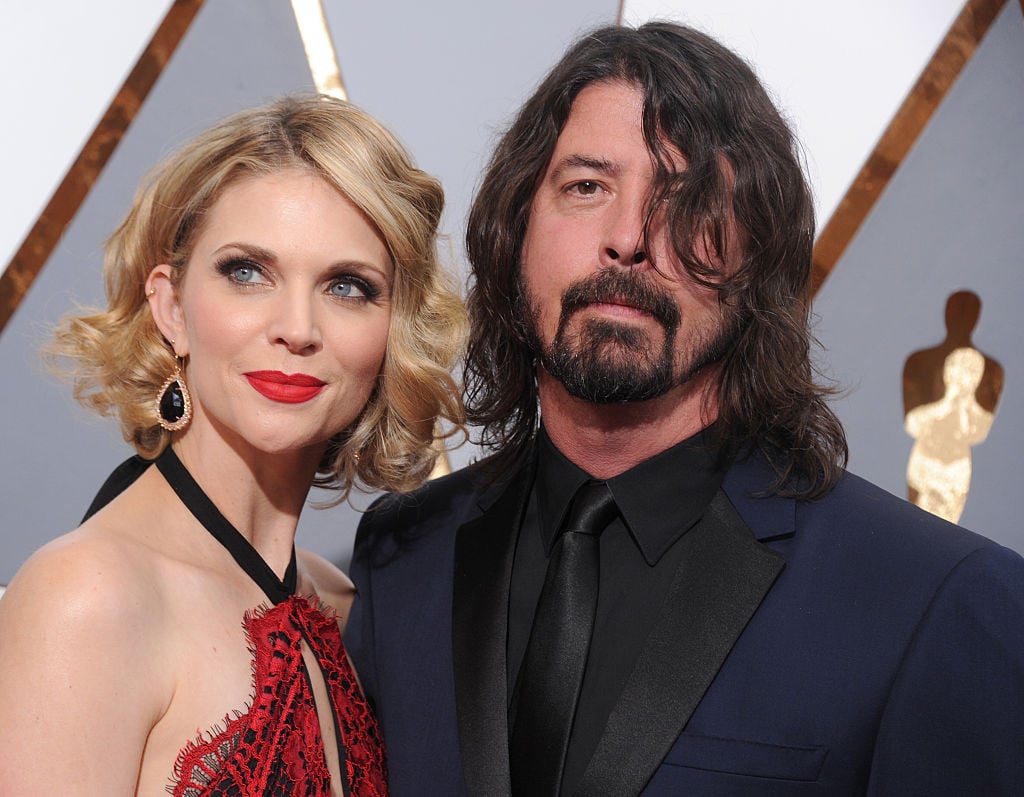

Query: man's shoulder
left=362, top=464, right=488, bottom=526
left=800, top=469, right=1022, bottom=579
left=724, top=451, right=1018, bottom=574
left=825, top=471, right=996, bottom=540
left=353, top=460, right=515, bottom=560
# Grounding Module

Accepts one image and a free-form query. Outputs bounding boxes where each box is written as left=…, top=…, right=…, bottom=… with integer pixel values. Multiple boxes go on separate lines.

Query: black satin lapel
left=576, top=490, right=785, bottom=797
left=452, top=464, right=533, bottom=797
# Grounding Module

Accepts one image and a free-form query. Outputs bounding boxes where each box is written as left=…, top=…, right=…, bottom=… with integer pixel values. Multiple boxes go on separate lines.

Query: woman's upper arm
left=0, top=535, right=166, bottom=795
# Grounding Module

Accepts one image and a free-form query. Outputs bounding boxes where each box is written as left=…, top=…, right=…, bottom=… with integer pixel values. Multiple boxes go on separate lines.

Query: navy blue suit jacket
left=346, top=451, right=1024, bottom=795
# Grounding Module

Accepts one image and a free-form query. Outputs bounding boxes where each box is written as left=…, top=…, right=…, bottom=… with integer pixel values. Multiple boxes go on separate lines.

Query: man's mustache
left=558, top=269, right=681, bottom=330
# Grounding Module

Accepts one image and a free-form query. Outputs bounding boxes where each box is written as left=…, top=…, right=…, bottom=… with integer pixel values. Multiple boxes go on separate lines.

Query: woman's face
left=151, top=169, right=393, bottom=459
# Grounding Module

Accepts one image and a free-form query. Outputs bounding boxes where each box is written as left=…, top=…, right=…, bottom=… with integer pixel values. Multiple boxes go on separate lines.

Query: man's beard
left=524, top=268, right=736, bottom=404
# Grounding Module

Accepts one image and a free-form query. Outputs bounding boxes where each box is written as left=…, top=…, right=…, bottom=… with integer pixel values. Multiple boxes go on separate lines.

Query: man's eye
left=572, top=181, right=600, bottom=196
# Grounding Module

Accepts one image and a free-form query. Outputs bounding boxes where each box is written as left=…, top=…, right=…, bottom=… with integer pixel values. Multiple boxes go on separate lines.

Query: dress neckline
left=155, top=446, right=298, bottom=604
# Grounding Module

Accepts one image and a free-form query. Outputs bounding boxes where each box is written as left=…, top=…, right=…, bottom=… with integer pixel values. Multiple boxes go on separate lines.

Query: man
left=346, top=22, right=1024, bottom=796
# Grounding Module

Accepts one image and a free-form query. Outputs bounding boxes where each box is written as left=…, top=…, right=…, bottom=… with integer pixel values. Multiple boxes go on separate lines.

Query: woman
left=0, top=95, right=465, bottom=795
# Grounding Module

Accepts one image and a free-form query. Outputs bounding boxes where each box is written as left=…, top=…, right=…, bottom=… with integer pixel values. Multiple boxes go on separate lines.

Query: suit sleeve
left=867, top=543, right=1024, bottom=795
left=344, top=500, right=385, bottom=708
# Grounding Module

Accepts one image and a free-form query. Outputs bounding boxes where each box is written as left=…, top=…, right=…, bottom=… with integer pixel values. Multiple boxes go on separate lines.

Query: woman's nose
left=269, top=294, right=323, bottom=354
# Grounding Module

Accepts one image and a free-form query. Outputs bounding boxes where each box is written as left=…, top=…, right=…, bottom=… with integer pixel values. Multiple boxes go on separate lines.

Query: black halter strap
left=155, top=446, right=298, bottom=604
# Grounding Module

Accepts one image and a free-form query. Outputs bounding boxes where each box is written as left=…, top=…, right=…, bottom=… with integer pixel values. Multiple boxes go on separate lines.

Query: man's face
left=520, top=79, right=739, bottom=405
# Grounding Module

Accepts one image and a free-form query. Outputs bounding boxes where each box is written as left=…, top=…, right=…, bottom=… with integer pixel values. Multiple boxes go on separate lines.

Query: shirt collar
left=535, top=425, right=726, bottom=565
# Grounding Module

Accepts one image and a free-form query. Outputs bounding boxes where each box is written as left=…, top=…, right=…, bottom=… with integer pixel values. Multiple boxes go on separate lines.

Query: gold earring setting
left=156, top=360, right=192, bottom=432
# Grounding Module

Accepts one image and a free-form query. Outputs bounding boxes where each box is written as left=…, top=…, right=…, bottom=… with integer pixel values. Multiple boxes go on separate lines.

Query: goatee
left=525, top=268, right=738, bottom=404
left=528, top=269, right=680, bottom=403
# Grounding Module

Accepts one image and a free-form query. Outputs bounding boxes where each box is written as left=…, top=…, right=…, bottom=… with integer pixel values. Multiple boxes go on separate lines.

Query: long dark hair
left=465, top=22, right=847, bottom=497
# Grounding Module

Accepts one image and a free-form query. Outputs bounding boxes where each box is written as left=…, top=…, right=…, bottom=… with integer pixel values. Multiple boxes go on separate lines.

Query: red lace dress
left=152, top=447, right=387, bottom=796
left=169, top=597, right=387, bottom=796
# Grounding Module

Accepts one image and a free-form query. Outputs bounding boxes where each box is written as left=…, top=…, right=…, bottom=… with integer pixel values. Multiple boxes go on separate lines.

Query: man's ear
left=146, top=265, right=188, bottom=357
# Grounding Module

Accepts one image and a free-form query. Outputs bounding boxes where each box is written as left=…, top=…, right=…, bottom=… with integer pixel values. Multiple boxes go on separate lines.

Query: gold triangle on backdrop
left=811, top=0, right=1009, bottom=294
left=0, top=0, right=204, bottom=335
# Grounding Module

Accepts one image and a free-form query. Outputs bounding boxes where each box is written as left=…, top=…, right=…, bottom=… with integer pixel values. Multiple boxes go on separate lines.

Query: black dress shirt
left=508, top=426, right=727, bottom=794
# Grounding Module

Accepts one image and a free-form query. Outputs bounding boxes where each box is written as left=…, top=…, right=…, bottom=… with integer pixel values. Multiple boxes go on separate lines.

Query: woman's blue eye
left=216, top=258, right=266, bottom=284
left=330, top=280, right=365, bottom=299
left=233, top=265, right=258, bottom=282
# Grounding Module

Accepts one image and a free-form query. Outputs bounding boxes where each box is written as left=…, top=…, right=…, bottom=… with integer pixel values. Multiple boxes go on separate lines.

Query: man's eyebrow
left=549, top=155, right=619, bottom=181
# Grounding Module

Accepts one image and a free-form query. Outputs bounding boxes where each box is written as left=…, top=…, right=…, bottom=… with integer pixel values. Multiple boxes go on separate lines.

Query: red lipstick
left=244, top=371, right=326, bottom=403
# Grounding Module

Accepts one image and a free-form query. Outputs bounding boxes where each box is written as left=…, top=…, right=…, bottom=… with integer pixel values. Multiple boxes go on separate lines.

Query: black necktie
left=510, top=480, right=618, bottom=797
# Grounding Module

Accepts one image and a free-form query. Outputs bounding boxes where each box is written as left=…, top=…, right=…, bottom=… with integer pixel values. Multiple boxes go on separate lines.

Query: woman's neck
left=169, top=427, right=325, bottom=578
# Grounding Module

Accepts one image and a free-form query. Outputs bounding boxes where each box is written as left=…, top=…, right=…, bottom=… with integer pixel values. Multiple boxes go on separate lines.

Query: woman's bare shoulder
left=0, top=513, right=177, bottom=681
left=296, top=548, right=356, bottom=622
left=3, top=522, right=160, bottom=621
left=0, top=521, right=176, bottom=792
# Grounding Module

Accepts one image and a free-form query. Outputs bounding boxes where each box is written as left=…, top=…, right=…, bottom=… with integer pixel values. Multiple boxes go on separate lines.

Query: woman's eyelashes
left=217, top=256, right=268, bottom=285
left=214, top=255, right=384, bottom=302
left=328, top=276, right=381, bottom=302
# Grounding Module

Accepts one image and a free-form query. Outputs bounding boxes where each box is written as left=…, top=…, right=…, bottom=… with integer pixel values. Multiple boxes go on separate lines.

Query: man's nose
left=601, top=196, right=649, bottom=268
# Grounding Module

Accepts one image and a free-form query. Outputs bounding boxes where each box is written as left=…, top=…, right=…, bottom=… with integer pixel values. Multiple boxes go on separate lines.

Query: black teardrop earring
left=156, top=358, right=192, bottom=432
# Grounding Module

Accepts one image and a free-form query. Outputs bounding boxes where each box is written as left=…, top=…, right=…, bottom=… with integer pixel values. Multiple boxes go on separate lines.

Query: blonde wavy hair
left=50, top=95, right=466, bottom=498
